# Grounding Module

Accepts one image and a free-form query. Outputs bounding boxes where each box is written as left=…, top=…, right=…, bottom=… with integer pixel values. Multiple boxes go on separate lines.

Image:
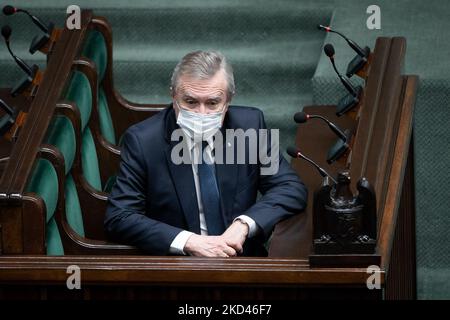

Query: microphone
left=0, top=98, right=18, bottom=137
left=1, top=25, right=39, bottom=97
left=318, top=25, right=371, bottom=77
left=293, top=110, right=351, bottom=164
left=324, top=43, right=363, bottom=116
left=287, top=146, right=337, bottom=184
left=2, top=5, right=54, bottom=54
left=1, top=25, right=33, bottom=75
left=294, top=111, right=347, bottom=142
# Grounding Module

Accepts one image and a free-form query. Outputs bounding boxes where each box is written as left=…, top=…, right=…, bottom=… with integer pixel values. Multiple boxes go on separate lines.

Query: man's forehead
left=177, top=81, right=227, bottom=99
left=177, top=71, right=227, bottom=95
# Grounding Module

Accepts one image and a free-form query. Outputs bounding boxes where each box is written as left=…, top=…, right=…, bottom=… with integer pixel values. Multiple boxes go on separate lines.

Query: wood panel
left=0, top=256, right=383, bottom=299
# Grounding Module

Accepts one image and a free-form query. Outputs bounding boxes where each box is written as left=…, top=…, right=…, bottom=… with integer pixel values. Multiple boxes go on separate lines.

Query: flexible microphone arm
left=318, top=24, right=367, bottom=57
left=16, top=8, right=50, bottom=34
left=287, top=147, right=337, bottom=184
left=3, top=6, right=50, bottom=35
left=0, top=98, right=14, bottom=116
left=1, top=27, right=33, bottom=76
left=324, top=43, right=359, bottom=98
left=294, top=112, right=348, bottom=142
left=328, top=56, right=358, bottom=96
left=309, top=115, right=348, bottom=142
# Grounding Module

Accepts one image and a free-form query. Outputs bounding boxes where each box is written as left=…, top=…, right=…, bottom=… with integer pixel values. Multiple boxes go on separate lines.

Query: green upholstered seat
left=65, top=71, right=92, bottom=131
left=25, top=158, right=63, bottom=256
left=82, top=30, right=107, bottom=82
left=81, top=127, right=102, bottom=191
left=82, top=30, right=117, bottom=145
left=46, top=218, right=64, bottom=256
left=63, top=70, right=107, bottom=191
left=30, top=106, right=103, bottom=254
left=44, top=116, right=76, bottom=175
left=25, top=159, right=58, bottom=224
left=98, top=88, right=116, bottom=145
left=65, top=174, right=86, bottom=237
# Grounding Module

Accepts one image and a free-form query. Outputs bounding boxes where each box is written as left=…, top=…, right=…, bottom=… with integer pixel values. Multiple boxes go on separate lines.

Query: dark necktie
left=197, top=141, right=225, bottom=235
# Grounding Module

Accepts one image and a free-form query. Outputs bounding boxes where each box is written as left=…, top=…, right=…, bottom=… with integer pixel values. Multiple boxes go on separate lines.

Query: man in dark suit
left=105, top=50, right=307, bottom=257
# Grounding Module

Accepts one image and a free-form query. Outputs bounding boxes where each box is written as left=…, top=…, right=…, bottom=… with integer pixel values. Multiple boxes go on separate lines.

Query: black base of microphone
left=29, top=22, right=54, bottom=54
left=346, top=46, right=370, bottom=78
left=11, top=64, right=39, bottom=97
left=336, top=85, right=363, bottom=116
left=326, top=129, right=351, bottom=164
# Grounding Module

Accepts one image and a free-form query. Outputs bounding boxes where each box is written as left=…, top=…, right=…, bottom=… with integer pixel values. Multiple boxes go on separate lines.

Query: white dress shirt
left=169, top=135, right=259, bottom=255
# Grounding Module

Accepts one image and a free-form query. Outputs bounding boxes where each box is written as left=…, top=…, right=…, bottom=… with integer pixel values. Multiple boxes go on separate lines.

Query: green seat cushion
left=65, top=71, right=92, bottom=131
left=44, top=115, right=76, bottom=175
left=65, top=174, right=85, bottom=237
left=81, top=127, right=102, bottom=191
left=25, top=159, right=58, bottom=224
left=99, top=88, right=116, bottom=145
left=46, top=217, right=64, bottom=256
left=82, top=30, right=107, bottom=81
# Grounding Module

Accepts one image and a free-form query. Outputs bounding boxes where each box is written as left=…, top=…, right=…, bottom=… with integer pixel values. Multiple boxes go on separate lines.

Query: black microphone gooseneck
left=324, top=44, right=358, bottom=97
left=318, top=24, right=371, bottom=78
left=294, top=112, right=348, bottom=142
left=323, top=43, right=363, bottom=116
left=3, top=5, right=49, bottom=34
left=287, top=146, right=337, bottom=184
left=318, top=25, right=367, bottom=58
left=0, top=98, right=14, bottom=116
left=0, top=98, right=18, bottom=137
left=3, top=5, right=54, bottom=54
left=1, top=25, right=33, bottom=76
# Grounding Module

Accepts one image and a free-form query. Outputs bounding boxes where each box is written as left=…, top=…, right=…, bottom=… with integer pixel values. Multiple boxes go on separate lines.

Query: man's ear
left=173, top=98, right=180, bottom=118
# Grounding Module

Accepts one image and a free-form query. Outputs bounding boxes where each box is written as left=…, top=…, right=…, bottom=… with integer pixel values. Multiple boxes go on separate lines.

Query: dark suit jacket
left=104, top=105, right=308, bottom=256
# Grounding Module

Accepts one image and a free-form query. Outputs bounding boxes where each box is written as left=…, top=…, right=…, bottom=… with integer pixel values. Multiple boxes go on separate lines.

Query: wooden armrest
left=61, top=218, right=140, bottom=255
left=73, top=172, right=109, bottom=241
left=114, top=90, right=168, bottom=112
left=93, top=129, right=121, bottom=187
left=107, top=89, right=167, bottom=140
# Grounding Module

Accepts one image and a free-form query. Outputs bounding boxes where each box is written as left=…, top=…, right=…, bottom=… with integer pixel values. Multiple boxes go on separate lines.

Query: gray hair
left=170, top=50, right=235, bottom=101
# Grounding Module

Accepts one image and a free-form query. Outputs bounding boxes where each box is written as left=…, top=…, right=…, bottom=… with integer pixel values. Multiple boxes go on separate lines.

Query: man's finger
left=216, top=250, right=229, bottom=258
left=225, top=239, right=243, bottom=254
left=222, top=245, right=237, bottom=257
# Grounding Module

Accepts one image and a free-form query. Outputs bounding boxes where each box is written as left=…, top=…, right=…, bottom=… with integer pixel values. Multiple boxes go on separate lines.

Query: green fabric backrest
left=82, top=30, right=107, bottom=82
left=65, top=71, right=92, bottom=131
left=25, top=158, right=63, bottom=256
left=46, top=218, right=64, bottom=256
left=25, top=159, right=58, bottom=224
left=81, top=127, right=102, bottom=191
left=82, top=30, right=117, bottom=145
left=44, top=116, right=76, bottom=175
left=98, top=88, right=116, bottom=145
left=65, top=174, right=85, bottom=237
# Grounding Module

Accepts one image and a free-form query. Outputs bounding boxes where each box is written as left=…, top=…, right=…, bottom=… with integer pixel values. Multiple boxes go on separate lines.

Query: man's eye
left=186, top=100, right=195, bottom=105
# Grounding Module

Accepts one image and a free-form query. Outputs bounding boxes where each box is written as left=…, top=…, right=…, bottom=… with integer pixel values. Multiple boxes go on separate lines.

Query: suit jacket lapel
left=164, top=106, right=201, bottom=234
left=215, top=116, right=239, bottom=224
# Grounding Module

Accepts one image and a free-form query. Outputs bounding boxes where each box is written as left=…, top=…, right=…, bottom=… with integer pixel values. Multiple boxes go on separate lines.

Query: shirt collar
left=184, top=133, right=215, bottom=151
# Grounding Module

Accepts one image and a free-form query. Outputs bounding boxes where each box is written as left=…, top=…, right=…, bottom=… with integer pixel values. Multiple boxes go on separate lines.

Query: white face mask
left=176, top=102, right=225, bottom=142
